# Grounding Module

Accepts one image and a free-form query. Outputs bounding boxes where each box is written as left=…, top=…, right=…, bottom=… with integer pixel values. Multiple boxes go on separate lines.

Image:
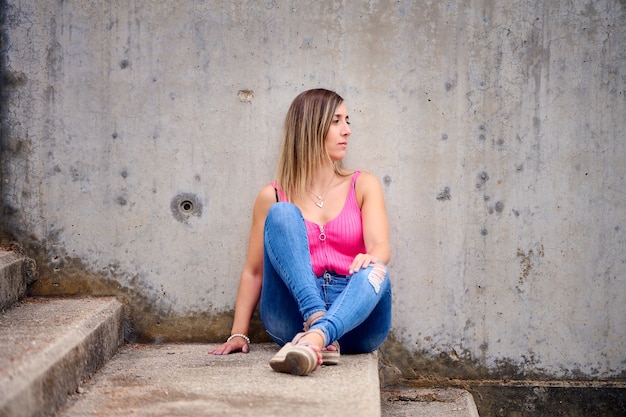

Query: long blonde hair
left=276, top=89, right=350, bottom=201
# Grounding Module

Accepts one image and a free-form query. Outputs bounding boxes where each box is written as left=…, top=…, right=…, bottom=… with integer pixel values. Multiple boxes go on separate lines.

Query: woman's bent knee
left=367, top=263, right=388, bottom=293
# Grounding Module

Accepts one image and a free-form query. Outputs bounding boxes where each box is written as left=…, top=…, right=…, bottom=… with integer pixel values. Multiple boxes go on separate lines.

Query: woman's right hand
left=208, top=337, right=249, bottom=355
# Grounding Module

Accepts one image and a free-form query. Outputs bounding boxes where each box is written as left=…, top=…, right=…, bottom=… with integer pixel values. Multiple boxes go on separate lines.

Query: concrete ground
left=56, top=343, right=382, bottom=417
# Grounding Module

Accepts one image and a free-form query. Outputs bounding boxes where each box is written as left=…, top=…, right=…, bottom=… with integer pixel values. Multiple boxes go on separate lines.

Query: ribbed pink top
left=273, top=171, right=366, bottom=276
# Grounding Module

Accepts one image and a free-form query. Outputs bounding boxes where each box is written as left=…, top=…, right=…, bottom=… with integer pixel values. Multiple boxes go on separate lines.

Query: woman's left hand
left=349, top=253, right=379, bottom=275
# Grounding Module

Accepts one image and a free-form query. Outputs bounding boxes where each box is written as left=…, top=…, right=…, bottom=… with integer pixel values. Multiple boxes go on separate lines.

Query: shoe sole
left=270, top=343, right=318, bottom=375
left=321, top=341, right=340, bottom=365
left=322, top=350, right=340, bottom=366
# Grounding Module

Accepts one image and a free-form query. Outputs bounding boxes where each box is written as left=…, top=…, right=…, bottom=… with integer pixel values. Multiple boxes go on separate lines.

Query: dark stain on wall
left=477, top=171, right=490, bottom=189
left=16, top=238, right=269, bottom=345
left=170, top=192, right=203, bottom=224
left=379, top=331, right=626, bottom=386
left=1, top=69, right=27, bottom=87
left=436, top=186, right=451, bottom=201
left=516, top=245, right=544, bottom=286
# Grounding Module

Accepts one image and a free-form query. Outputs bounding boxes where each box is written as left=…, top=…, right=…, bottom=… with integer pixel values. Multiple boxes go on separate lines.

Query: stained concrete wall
left=1, top=0, right=625, bottom=382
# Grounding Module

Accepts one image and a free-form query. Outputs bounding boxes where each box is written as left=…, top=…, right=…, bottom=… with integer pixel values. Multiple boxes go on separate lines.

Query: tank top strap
left=351, top=171, right=361, bottom=189
left=271, top=181, right=287, bottom=202
left=344, top=171, right=361, bottom=211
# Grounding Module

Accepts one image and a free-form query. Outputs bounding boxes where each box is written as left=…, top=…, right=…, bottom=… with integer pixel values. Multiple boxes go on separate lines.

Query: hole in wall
left=170, top=193, right=203, bottom=223
left=180, top=200, right=194, bottom=213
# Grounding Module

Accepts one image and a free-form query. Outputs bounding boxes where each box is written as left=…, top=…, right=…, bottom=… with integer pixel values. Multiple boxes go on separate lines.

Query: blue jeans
left=259, top=203, right=392, bottom=354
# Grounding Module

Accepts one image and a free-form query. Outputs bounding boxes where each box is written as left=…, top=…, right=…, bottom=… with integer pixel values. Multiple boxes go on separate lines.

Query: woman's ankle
left=299, top=328, right=325, bottom=350
left=303, top=311, right=326, bottom=331
left=295, top=330, right=324, bottom=365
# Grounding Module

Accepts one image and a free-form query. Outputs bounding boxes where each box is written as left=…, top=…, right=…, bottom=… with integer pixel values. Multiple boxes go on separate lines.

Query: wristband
left=227, top=333, right=250, bottom=345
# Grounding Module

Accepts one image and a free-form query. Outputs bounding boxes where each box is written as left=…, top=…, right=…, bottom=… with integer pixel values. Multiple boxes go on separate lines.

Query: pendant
left=315, top=201, right=324, bottom=208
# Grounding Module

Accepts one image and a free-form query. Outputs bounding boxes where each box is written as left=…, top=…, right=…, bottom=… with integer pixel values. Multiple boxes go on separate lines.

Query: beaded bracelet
left=227, top=333, right=250, bottom=345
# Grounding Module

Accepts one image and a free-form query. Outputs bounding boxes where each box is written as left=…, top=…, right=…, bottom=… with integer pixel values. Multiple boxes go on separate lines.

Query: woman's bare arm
left=208, top=184, right=276, bottom=354
left=349, top=172, right=390, bottom=273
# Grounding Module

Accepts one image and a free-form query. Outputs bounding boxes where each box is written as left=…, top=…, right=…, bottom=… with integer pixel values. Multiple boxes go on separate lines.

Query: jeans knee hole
left=367, top=265, right=386, bottom=294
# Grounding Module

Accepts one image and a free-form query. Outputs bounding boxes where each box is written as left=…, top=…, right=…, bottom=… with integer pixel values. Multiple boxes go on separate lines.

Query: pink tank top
left=273, top=171, right=366, bottom=276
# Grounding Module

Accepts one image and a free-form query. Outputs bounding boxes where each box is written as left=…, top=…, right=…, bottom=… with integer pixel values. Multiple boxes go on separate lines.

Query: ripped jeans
left=259, top=203, right=392, bottom=354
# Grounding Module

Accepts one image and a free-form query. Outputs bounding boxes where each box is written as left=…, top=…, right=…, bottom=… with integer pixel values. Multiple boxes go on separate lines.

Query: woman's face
left=324, top=102, right=351, bottom=162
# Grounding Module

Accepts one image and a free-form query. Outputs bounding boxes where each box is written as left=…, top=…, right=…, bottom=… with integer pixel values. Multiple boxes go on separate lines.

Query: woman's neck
left=309, top=165, right=335, bottom=194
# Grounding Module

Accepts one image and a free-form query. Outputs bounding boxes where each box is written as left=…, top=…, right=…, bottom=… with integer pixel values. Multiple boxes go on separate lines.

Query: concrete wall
left=1, top=0, right=625, bottom=382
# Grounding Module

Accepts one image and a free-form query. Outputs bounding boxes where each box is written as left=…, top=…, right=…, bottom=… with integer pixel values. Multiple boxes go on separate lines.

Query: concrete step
left=0, top=297, right=124, bottom=417
left=381, top=388, right=480, bottom=417
left=0, top=250, right=26, bottom=311
left=57, top=343, right=383, bottom=417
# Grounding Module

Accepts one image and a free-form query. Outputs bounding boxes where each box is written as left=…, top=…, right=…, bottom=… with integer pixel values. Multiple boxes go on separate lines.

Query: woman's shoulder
left=352, top=170, right=381, bottom=186
left=351, top=170, right=384, bottom=206
left=259, top=183, right=279, bottom=199
left=337, top=168, right=373, bottom=180
left=252, top=183, right=279, bottom=208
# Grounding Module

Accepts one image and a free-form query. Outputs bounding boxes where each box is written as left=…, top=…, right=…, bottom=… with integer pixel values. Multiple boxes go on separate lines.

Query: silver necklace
left=307, top=173, right=335, bottom=208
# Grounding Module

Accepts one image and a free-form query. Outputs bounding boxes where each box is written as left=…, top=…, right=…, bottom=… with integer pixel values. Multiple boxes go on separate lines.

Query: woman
left=209, top=88, right=392, bottom=376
